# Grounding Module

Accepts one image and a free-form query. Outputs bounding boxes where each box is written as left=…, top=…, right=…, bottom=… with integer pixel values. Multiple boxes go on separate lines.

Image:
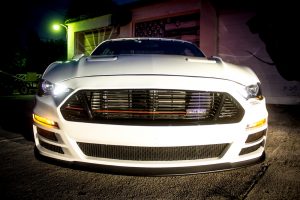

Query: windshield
left=91, top=39, right=205, bottom=57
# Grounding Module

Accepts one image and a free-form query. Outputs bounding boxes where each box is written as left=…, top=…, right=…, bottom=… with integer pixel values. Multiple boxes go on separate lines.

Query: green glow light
left=53, top=24, right=61, bottom=31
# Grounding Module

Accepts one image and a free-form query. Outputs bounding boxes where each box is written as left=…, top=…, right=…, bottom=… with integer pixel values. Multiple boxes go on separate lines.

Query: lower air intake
left=77, top=143, right=229, bottom=161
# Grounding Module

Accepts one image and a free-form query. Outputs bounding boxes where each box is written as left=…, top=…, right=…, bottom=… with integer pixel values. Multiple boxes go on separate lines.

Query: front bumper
left=33, top=118, right=268, bottom=175
left=34, top=146, right=265, bottom=176
left=32, top=76, right=268, bottom=175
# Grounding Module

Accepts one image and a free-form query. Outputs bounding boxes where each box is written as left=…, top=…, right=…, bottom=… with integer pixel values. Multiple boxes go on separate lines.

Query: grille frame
left=60, top=89, right=244, bottom=125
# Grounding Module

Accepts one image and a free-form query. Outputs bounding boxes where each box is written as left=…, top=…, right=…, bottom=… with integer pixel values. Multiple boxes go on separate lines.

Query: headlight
left=53, top=84, right=70, bottom=96
left=239, top=83, right=263, bottom=100
left=246, top=84, right=259, bottom=97
left=38, top=79, right=70, bottom=96
left=37, top=79, right=73, bottom=104
left=39, top=80, right=54, bottom=95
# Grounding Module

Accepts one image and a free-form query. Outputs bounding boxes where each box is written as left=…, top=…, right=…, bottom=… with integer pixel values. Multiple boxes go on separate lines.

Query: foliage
left=0, top=30, right=66, bottom=75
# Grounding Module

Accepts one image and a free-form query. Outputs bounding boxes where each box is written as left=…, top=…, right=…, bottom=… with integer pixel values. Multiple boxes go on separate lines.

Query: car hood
left=43, top=55, right=259, bottom=86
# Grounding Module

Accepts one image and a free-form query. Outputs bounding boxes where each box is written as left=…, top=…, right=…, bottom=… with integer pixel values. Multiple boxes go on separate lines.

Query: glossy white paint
left=33, top=38, right=268, bottom=174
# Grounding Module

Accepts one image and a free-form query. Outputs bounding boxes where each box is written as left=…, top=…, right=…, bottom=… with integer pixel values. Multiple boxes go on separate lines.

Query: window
left=75, top=26, right=119, bottom=56
left=135, top=13, right=200, bottom=46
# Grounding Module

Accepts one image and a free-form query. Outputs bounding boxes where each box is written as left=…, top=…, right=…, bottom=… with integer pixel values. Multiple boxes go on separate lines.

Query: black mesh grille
left=245, top=130, right=267, bottom=143
left=77, top=143, right=229, bottom=161
left=239, top=140, right=265, bottom=155
left=39, top=140, right=64, bottom=154
left=60, top=89, right=244, bottom=125
left=37, top=127, right=58, bottom=141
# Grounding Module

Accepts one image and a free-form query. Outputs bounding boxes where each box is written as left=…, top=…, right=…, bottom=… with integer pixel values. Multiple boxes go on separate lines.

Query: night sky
left=3, top=0, right=135, bottom=41
left=24, top=0, right=71, bottom=41
left=0, top=1, right=70, bottom=44
left=0, top=0, right=140, bottom=75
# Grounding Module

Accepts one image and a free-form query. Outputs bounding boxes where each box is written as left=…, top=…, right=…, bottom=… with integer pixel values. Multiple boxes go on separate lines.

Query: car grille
left=60, top=89, right=244, bottom=125
left=77, top=143, right=229, bottom=161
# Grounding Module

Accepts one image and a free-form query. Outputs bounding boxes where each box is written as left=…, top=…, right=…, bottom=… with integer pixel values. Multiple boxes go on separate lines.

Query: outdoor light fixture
left=53, top=24, right=61, bottom=31
left=53, top=24, right=68, bottom=31
left=52, top=23, right=68, bottom=40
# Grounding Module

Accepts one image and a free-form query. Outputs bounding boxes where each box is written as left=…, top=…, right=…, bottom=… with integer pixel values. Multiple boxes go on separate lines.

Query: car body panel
left=43, top=55, right=258, bottom=86
left=33, top=37, right=268, bottom=175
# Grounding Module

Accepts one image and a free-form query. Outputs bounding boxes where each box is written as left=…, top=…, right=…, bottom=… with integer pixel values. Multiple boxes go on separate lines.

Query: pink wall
left=199, top=0, right=218, bottom=57
left=218, top=10, right=300, bottom=104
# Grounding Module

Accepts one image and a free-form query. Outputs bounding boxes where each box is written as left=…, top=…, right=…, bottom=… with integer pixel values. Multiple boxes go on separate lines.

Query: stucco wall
left=131, top=0, right=200, bottom=21
left=199, top=0, right=217, bottom=57
left=218, top=10, right=300, bottom=104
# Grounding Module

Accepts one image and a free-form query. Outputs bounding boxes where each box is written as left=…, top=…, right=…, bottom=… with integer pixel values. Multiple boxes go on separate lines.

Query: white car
left=33, top=37, right=268, bottom=175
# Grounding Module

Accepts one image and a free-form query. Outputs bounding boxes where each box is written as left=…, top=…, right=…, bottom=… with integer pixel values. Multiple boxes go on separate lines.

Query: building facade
left=65, top=0, right=300, bottom=104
